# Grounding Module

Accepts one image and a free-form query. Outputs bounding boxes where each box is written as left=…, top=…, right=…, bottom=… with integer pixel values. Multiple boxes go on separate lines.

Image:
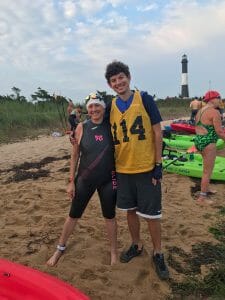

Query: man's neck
left=118, top=89, right=133, bottom=101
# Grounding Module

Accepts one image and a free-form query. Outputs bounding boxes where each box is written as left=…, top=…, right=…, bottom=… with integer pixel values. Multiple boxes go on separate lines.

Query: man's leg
left=146, top=218, right=161, bottom=254
left=120, top=210, right=143, bottom=263
left=147, top=218, right=169, bottom=280
left=127, top=210, right=142, bottom=248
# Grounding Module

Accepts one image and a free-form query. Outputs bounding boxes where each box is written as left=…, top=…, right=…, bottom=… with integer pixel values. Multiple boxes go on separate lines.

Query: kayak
left=170, top=120, right=195, bottom=133
left=162, top=149, right=225, bottom=181
left=170, top=119, right=225, bottom=135
left=0, top=258, right=89, bottom=300
left=163, top=134, right=225, bottom=150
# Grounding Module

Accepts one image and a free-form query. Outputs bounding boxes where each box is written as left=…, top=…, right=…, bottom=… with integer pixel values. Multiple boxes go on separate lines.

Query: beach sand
left=0, top=130, right=224, bottom=299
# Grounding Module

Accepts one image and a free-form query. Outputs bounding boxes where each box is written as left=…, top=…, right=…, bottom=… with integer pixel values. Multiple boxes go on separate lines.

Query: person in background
left=194, top=90, right=225, bottom=204
left=218, top=98, right=225, bottom=121
left=104, top=60, right=169, bottom=280
left=189, top=97, right=202, bottom=125
left=69, top=107, right=83, bottom=131
left=67, top=99, right=75, bottom=115
left=47, top=94, right=117, bottom=266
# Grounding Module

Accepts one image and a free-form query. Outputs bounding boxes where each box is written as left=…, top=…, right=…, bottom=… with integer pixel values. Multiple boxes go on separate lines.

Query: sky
left=1, top=0, right=225, bottom=102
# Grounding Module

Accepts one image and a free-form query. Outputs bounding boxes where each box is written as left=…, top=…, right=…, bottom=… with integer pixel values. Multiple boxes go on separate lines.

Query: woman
left=194, top=90, right=225, bottom=204
left=47, top=94, right=117, bottom=266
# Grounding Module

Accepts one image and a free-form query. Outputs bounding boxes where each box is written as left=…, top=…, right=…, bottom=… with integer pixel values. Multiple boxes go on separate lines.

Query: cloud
left=137, top=3, right=158, bottom=12
left=62, top=0, right=77, bottom=19
left=77, top=0, right=105, bottom=16
left=1, top=0, right=225, bottom=99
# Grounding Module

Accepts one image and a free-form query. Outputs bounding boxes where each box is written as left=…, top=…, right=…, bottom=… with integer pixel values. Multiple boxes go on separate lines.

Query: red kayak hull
left=0, top=258, right=89, bottom=300
left=170, top=122, right=196, bottom=134
left=171, top=122, right=225, bottom=135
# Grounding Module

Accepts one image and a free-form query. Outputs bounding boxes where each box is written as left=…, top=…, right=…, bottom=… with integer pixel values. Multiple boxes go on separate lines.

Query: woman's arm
left=69, top=123, right=83, bottom=181
left=67, top=123, right=83, bottom=199
left=212, top=110, right=225, bottom=140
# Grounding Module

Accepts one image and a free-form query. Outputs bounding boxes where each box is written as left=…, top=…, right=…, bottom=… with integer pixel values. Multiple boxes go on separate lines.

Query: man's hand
left=152, top=163, right=162, bottom=185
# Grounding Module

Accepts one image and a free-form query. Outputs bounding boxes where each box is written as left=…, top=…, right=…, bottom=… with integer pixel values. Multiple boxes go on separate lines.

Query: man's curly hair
left=105, top=61, right=130, bottom=83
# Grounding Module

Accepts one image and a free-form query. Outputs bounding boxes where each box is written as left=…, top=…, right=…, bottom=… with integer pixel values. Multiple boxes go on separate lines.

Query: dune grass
left=0, top=99, right=68, bottom=143
left=0, top=97, right=191, bottom=144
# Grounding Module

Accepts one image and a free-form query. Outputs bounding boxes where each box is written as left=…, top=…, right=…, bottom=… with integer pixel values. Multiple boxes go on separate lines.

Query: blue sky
left=1, top=0, right=225, bottom=102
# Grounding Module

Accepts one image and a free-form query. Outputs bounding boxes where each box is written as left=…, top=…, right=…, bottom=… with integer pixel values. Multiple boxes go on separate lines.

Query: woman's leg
left=105, top=218, right=118, bottom=265
left=197, top=144, right=216, bottom=204
left=46, top=216, right=78, bottom=266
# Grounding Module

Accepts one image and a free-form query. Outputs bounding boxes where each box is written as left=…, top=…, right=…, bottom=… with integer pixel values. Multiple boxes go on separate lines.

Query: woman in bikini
left=194, top=90, right=225, bottom=205
left=47, top=94, right=117, bottom=266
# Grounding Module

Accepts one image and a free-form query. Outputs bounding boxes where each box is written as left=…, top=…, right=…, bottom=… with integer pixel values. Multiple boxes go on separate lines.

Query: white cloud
left=62, top=0, right=77, bottom=19
left=77, top=0, right=105, bottom=16
left=1, top=0, right=225, bottom=99
left=137, top=3, right=158, bottom=12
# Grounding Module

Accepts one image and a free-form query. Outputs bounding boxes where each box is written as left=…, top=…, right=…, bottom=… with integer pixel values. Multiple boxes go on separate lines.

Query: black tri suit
left=69, top=119, right=117, bottom=219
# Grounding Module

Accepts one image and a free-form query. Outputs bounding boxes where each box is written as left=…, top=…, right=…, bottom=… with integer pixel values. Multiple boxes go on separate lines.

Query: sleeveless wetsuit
left=194, top=108, right=218, bottom=151
left=69, top=119, right=116, bottom=219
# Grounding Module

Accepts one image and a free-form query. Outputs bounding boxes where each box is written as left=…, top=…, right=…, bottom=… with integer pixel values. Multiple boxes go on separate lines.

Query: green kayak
left=162, top=149, right=225, bottom=181
left=163, top=133, right=225, bottom=150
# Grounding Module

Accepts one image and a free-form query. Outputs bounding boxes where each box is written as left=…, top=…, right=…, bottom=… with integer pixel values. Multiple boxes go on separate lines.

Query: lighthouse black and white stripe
left=181, top=54, right=189, bottom=98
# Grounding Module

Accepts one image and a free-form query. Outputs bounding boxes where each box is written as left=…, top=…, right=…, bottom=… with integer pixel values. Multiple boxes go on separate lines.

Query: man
left=190, top=97, right=202, bottom=124
left=105, top=61, right=169, bottom=280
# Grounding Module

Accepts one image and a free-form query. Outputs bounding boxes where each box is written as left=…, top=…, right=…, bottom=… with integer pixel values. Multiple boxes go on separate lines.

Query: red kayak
left=0, top=258, right=89, bottom=300
left=170, top=121, right=195, bottom=133
left=170, top=120, right=225, bottom=135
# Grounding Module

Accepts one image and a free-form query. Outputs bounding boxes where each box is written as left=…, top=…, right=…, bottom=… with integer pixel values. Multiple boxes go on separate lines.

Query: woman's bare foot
left=196, top=193, right=214, bottom=206
left=46, top=250, right=64, bottom=266
left=206, top=189, right=217, bottom=195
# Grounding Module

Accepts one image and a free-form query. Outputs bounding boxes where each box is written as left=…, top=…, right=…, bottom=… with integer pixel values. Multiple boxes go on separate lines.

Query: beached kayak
left=170, top=120, right=195, bottom=133
left=170, top=119, right=225, bottom=135
left=162, top=149, right=225, bottom=181
left=0, top=258, right=89, bottom=300
left=163, top=134, right=225, bottom=150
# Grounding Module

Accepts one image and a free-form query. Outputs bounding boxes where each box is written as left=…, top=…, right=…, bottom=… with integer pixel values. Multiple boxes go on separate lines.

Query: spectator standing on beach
left=67, top=100, right=82, bottom=131
left=194, top=90, right=225, bottom=205
left=218, top=98, right=225, bottom=121
left=67, top=100, right=75, bottom=115
left=47, top=94, right=117, bottom=266
left=189, top=97, right=202, bottom=124
left=104, top=60, right=169, bottom=280
left=67, top=100, right=76, bottom=131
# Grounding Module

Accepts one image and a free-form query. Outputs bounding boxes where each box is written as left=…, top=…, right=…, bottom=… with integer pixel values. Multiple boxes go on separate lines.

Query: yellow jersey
left=110, top=91, right=155, bottom=173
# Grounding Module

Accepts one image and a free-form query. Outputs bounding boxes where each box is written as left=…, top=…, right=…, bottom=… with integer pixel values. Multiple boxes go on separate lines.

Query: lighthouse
left=181, top=54, right=189, bottom=98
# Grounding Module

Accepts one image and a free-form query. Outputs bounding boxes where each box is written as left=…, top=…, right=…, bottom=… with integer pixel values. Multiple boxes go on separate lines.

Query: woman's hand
left=67, top=182, right=75, bottom=199
left=69, top=131, right=77, bottom=145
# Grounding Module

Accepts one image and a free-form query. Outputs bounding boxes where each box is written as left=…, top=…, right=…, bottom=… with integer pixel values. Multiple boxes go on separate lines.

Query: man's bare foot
left=46, top=250, right=64, bottom=266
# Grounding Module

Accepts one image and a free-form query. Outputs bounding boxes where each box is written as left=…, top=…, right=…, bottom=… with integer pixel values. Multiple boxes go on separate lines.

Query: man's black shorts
left=116, top=171, right=162, bottom=219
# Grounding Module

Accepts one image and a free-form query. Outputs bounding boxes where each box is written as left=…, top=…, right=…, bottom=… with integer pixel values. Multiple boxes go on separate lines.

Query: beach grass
left=0, top=97, right=192, bottom=144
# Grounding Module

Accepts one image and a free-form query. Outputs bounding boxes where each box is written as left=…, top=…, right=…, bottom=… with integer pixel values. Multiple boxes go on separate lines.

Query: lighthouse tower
left=181, top=54, right=189, bottom=98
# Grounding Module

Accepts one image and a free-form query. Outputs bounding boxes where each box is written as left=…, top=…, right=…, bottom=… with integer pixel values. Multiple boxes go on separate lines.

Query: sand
left=0, top=129, right=224, bottom=299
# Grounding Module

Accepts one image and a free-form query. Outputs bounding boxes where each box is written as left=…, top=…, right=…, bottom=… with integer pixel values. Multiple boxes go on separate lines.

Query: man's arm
left=152, top=123, right=163, bottom=164
left=151, top=122, right=163, bottom=185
